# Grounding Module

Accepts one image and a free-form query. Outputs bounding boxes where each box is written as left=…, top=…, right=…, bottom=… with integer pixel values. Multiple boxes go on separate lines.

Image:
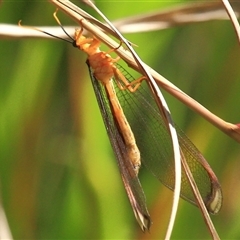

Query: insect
left=19, top=9, right=223, bottom=232
left=70, top=16, right=223, bottom=231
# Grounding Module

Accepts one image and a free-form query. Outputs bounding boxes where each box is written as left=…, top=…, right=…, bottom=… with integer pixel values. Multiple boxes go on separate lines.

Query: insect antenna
left=18, top=9, right=76, bottom=47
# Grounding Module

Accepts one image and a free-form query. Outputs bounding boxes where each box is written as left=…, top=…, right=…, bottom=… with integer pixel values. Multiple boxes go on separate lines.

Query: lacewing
left=19, top=8, right=223, bottom=231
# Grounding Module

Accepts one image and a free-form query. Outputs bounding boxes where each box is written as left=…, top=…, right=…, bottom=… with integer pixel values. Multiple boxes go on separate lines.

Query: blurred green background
left=0, top=1, right=240, bottom=239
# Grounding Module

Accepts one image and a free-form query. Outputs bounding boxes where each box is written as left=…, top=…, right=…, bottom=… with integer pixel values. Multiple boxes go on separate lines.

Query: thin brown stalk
left=113, top=1, right=238, bottom=33
left=181, top=153, right=220, bottom=240
left=49, top=0, right=240, bottom=143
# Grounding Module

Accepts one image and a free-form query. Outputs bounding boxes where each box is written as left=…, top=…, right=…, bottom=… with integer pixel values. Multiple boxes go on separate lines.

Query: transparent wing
left=114, top=63, right=222, bottom=214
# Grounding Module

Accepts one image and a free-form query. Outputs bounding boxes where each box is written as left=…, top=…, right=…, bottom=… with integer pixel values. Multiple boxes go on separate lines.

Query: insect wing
left=87, top=61, right=151, bottom=231
left=178, top=129, right=222, bottom=213
left=114, top=64, right=222, bottom=214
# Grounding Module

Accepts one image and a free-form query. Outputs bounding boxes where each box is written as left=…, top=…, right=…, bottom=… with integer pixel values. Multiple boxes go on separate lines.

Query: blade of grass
left=81, top=2, right=181, bottom=239
left=221, top=0, right=240, bottom=45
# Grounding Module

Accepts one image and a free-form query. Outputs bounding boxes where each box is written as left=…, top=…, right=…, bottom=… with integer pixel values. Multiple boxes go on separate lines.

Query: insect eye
left=72, top=41, right=78, bottom=48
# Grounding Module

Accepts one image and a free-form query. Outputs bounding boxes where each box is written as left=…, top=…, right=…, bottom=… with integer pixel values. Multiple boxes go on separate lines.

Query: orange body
left=74, top=28, right=141, bottom=174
